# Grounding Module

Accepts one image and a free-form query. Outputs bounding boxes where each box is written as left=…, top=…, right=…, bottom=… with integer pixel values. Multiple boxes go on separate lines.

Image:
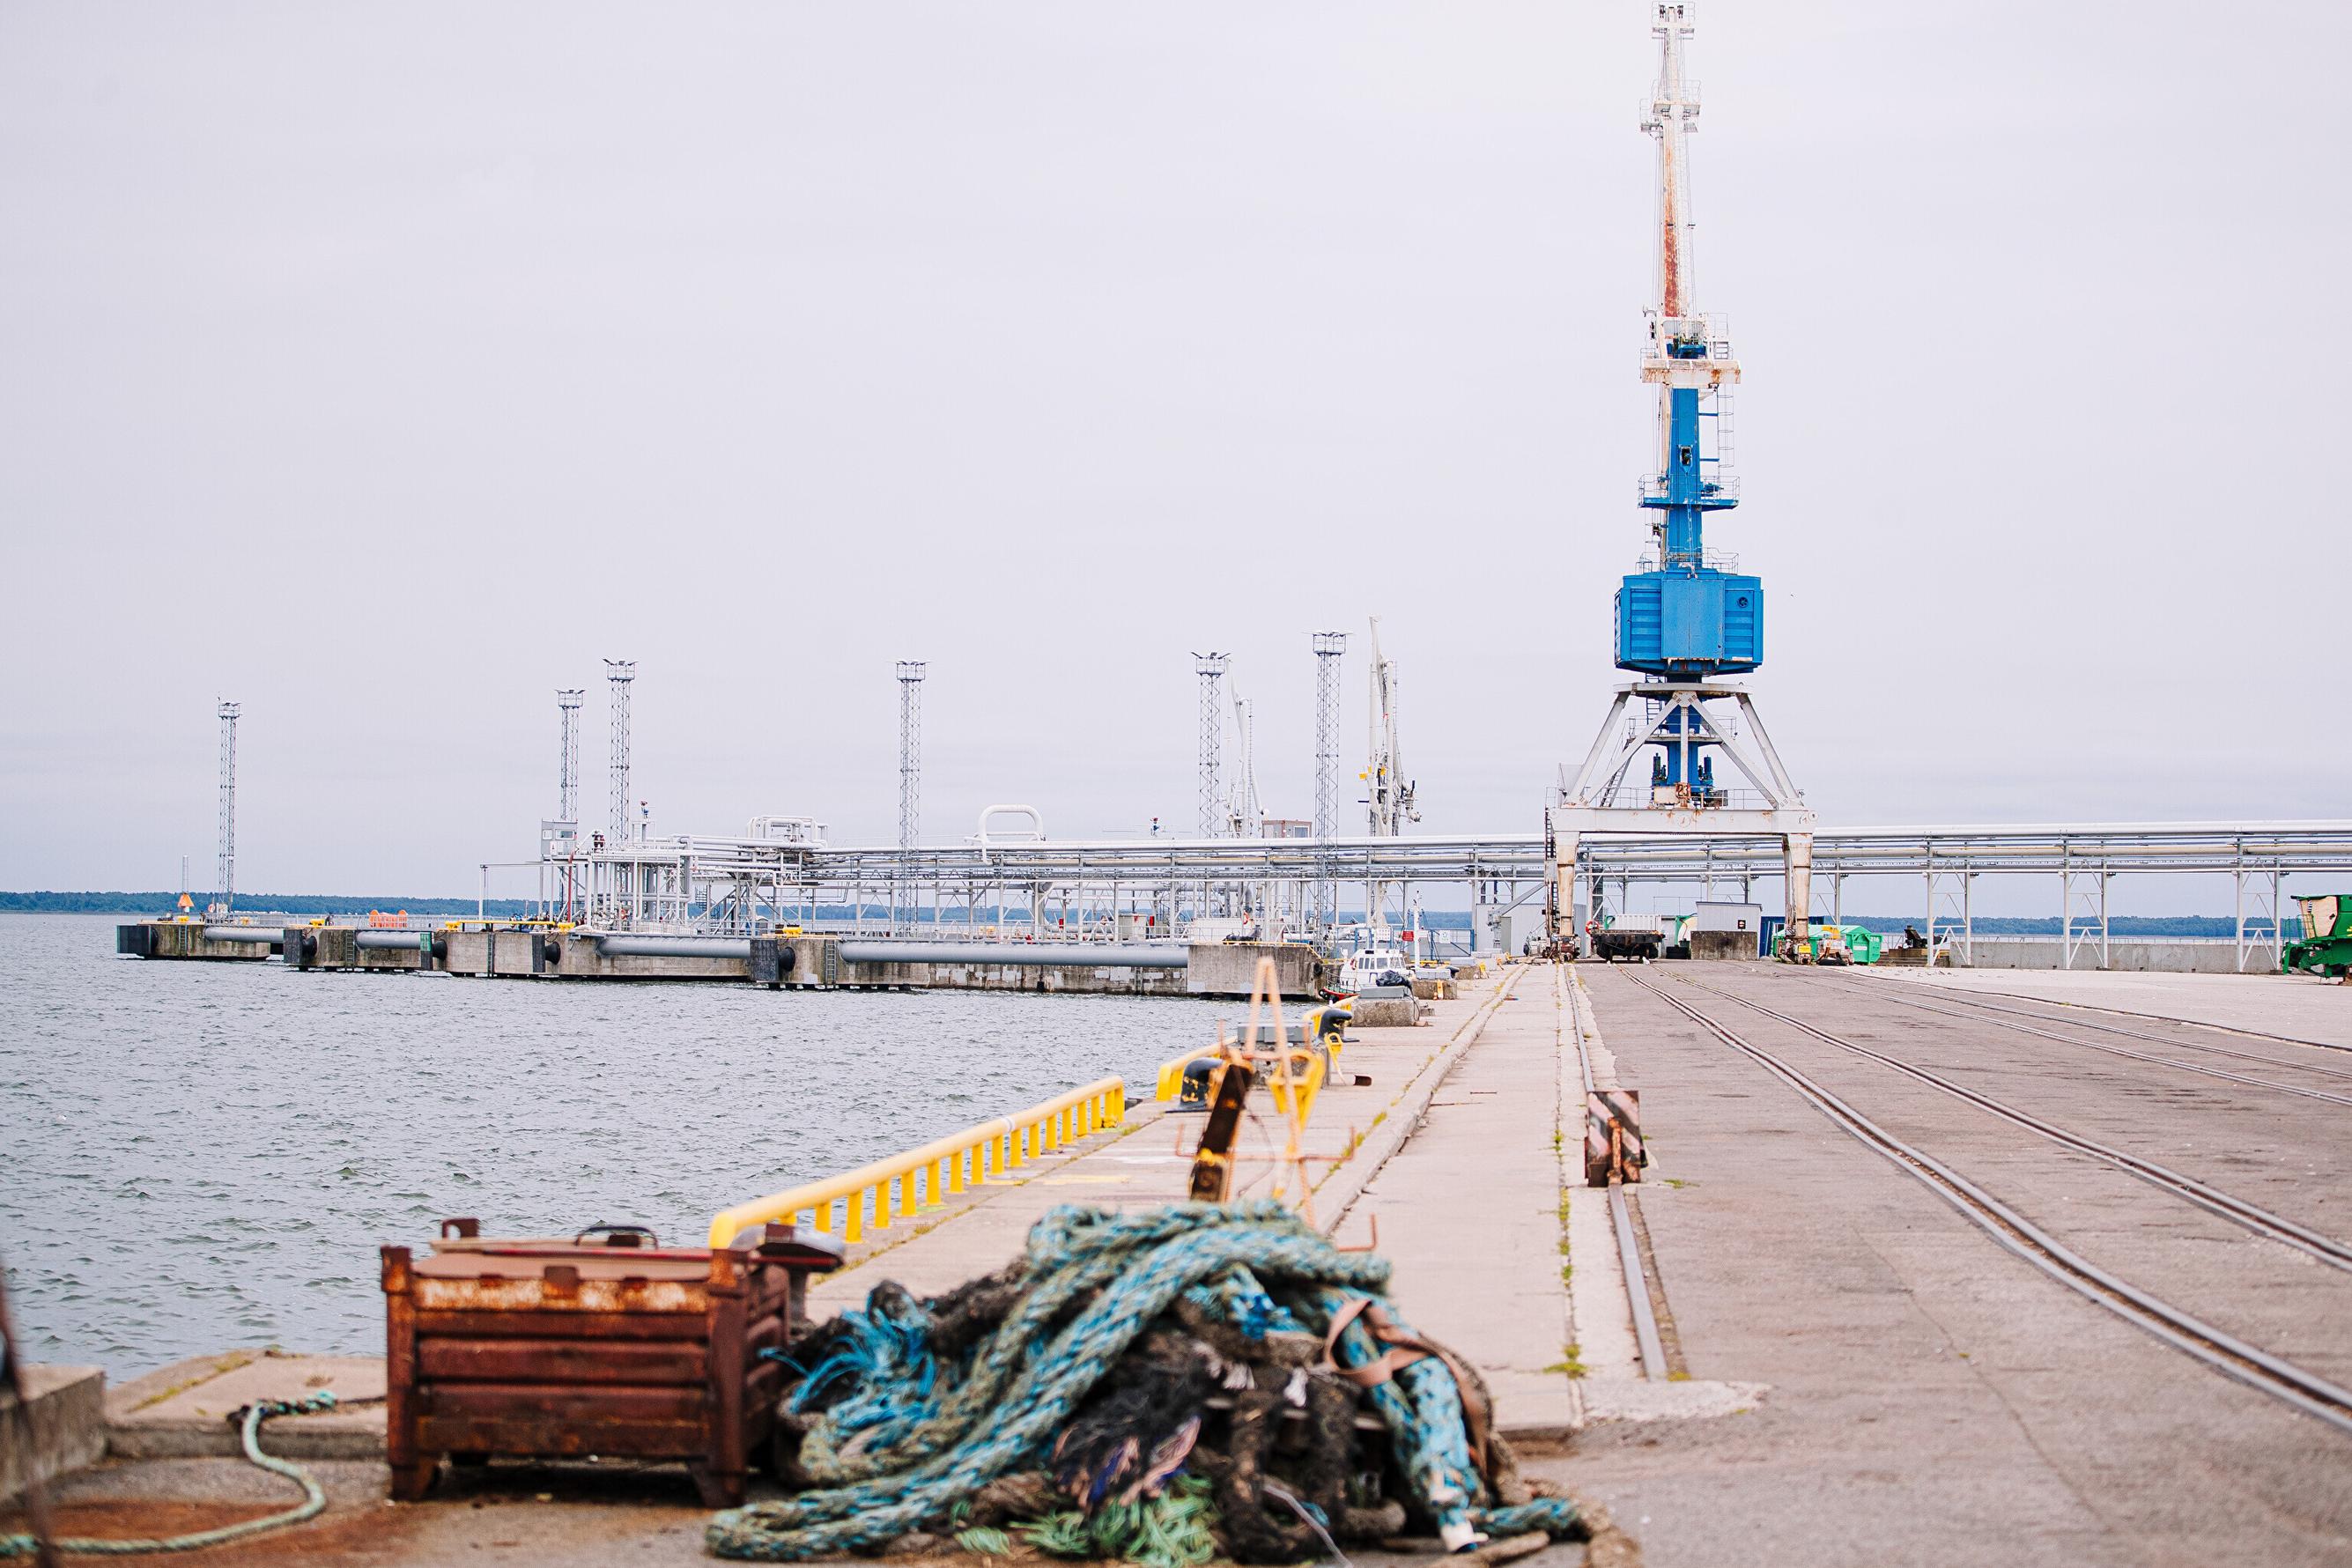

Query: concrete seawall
left=1952, top=936, right=2276, bottom=974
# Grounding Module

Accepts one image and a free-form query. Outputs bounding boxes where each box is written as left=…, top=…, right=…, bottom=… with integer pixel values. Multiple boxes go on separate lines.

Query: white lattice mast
left=1194, top=654, right=1228, bottom=839
left=556, top=690, right=584, bottom=822
left=897, top=662, right=926, bottom=853
left=604, top=661, right=635, bottom=842
left=549, top=688, right=586, bottom=918
left=1364, top=618, right=1417, bottom=934
left=214, top=700, right=240, bottom=913
left=1311, top=631, right=1345, bottom=929
left=894, top=662, right=926, bottom=933
left=1230, top=691, right=1259, bottom=834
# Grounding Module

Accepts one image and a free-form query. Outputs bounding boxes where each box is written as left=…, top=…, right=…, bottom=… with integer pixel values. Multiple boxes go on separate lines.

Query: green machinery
left=1771, top=924, right=1882, bottom=965
left=2284, top=894, right=2352, bottom=978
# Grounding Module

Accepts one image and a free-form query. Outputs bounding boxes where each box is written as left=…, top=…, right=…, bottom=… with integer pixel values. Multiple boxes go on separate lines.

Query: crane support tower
left=1550, top=4, right=1816, bottom=954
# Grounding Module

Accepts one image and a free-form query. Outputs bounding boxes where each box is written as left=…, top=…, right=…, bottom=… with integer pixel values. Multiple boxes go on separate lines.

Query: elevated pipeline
left=837, top=941, right=1187, bottom=968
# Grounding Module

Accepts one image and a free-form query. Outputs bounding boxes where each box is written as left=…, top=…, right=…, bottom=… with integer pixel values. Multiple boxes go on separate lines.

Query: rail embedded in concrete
left=706, top=1076, right=1126, bottom=1247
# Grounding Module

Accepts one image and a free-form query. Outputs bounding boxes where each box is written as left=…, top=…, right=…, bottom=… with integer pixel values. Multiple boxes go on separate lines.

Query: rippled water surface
left=0, top=913, right=1220, bottom=1376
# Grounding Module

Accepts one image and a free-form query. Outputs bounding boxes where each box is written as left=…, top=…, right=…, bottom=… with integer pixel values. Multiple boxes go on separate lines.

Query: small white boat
left=1336, top=944, right=1415, bottom=994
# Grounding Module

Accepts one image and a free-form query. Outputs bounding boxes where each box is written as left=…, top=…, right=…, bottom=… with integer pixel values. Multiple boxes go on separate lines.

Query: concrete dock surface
left=11, top=962, right=2350, bottom=1564
left=1558, top=963, right=2352, bottom=1568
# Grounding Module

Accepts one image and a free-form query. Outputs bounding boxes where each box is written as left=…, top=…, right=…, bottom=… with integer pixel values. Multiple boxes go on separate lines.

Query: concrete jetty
left=14, top=961, right=2352, bottom=1566
left=114, top=919, right=1327, bottom=998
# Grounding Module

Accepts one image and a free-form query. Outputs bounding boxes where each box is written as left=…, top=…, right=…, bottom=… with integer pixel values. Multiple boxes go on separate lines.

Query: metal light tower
left=543, top=688, right=586, bottom=917
left=896, top=662, right=925, bottom=931
left=557, top=690, right=584, bottom=823
left=214, top=701, right=240, bottom=913
left=1550, top=4, right=1813, bottom=952
left=1193, top=653, right=1228, bottom=839
left=604, top=661, right=635, bottom=843
left=1311, top=631, right=1346, bottom=930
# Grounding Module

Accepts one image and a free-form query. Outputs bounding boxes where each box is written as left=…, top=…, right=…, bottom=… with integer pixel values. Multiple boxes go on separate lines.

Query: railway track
left=1617, top=968, right=2352, bottom=1438
left=1823, top=977, right=2352, bottom=1108
left=1867, top=977, right=2352, bottom=1057
left=1675, top=973, right=2352, bottom=1269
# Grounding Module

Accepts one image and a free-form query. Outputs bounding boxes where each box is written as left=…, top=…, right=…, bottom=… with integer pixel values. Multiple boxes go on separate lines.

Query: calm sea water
left=0, top=913, right=1223, bottom=1377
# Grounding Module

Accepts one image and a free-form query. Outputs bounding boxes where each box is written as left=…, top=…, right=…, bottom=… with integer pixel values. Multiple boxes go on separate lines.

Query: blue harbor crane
left=1550, top=2, right=1816, bottom=953
left=1614, top=0, right=1759, bottom=804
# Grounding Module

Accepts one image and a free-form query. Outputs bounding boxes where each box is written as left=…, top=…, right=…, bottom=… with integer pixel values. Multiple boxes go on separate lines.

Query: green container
left=2284, top=894, right=2352, bottom=976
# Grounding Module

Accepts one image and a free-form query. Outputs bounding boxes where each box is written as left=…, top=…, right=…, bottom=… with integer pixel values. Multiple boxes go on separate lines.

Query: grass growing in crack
left=1543, top=1343, right=1589, bottom=1379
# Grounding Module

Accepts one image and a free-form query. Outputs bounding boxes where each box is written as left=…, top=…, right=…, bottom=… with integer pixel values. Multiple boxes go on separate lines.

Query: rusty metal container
left=381, top=1218, right=841, bottom=1505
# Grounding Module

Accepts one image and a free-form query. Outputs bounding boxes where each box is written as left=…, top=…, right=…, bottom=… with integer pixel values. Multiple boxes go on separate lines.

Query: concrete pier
left=23, top=962, right=2352, bottom=1565
left=119, top=921, right=1328, bottom=999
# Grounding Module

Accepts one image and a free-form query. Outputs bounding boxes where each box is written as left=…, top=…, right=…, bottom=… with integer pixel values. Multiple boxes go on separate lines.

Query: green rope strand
left=0, top=1393, right=337, bottom=1559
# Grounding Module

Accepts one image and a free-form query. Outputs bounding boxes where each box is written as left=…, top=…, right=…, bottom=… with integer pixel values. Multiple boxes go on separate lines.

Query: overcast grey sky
left=4, top=1, right=2346, bottom=901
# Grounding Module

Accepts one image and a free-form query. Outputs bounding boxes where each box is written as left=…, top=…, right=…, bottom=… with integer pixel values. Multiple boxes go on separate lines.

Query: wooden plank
left=418, top=1337, right=707, bottom=1386
left=415, top=1310, right=706, bottom=1341
left=425, top=1382, right=707, bottom=1424
left=416, top=1414, right=707, bottom=1459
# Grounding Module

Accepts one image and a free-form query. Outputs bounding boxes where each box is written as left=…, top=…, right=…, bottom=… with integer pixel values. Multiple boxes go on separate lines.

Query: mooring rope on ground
left=0, top=1392, right=340, bottom=1559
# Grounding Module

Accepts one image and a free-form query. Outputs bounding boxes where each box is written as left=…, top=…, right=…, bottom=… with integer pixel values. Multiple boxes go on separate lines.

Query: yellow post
left=812, top=1201, right=832, bottom=1234
left=846, top=1193, right=865, bottom=1245
left=873, top=1179, right=892, bottom=1231
left=948, top=1145, right=965, bottom=1194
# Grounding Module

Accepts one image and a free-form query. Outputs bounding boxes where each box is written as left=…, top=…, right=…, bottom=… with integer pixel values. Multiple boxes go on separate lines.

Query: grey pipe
left=595, top=934, right=754, bottom=958
left=203, top=926, right=283, bottom=945
left=836, top=941, right=1187, bottom=969
left=355, top=929, right=437, bottom=950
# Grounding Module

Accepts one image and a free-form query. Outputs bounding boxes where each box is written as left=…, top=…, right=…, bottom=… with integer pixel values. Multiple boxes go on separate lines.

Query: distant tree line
left=0, top=891, right=536, bottom=917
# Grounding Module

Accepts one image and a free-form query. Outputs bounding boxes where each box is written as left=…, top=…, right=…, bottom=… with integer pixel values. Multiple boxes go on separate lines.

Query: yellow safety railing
left=706, top=1076, right=1127, bottom=1247
left=1154, top=1047, right=1223, bottom=1100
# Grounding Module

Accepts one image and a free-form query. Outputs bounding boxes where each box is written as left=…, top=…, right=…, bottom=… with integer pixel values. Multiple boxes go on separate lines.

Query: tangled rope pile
left=707, top=1202, right=1585, bottom=1562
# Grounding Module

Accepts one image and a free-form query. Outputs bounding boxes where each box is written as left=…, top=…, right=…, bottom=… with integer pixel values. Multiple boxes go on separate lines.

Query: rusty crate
left=381, top=1218, right=842, bottom=1505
